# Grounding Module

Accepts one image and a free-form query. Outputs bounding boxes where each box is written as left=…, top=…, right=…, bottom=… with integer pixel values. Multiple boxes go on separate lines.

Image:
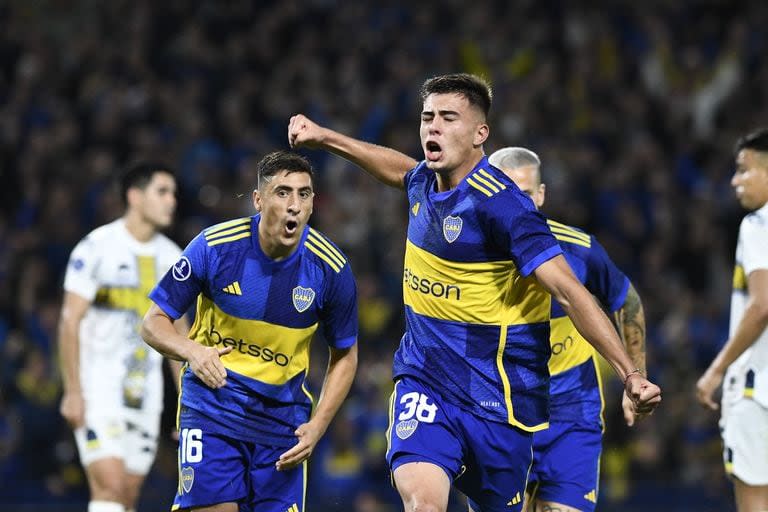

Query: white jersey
left=64, top=218, right=181, bottom=414
left=724, top=203, right=768, bottom=409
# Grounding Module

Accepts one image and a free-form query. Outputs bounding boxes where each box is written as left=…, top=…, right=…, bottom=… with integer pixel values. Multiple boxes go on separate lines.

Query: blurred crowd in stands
left=1, top=1, right=766, bottom=510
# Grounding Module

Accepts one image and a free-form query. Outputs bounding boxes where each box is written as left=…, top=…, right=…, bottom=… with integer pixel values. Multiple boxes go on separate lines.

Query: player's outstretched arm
left=141, top=303, right=231, bottom=389
left=288, top=114, right=417, bottom=189
left=614, top=283, right=648, bottom=426
left=57, top=291, right=91, bottom=429
left=534, top=256, right=662, bottom=414
left=276, top=343, right=358, bottom=471
left=697, top=268, right=768, bottom=409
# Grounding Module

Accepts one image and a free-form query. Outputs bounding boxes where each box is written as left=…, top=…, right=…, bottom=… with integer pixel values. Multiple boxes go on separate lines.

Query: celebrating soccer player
left=289, top=72, right=661, bottom=512
left=141, top=151, right=359, bottom=512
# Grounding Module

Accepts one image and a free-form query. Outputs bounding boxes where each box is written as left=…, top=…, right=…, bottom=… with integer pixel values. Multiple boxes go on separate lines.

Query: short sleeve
left=741, top=215, right=768, bottom=276
left=584, top=236, right=630, bottom=313
left=63, top=236, right=101, bottom=301
left=320, top=263, right=358, bottom=349
left=487, top=192, right=562, bottom=277
left=149, top=233, right=209, bottom=319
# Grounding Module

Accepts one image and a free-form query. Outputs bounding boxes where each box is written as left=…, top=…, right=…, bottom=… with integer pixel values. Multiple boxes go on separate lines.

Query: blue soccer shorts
left=386, top=376, right=533, bottom=512
left=526, top=420, right=602, bottom=511
left=172, top=409, right=305, bottom=512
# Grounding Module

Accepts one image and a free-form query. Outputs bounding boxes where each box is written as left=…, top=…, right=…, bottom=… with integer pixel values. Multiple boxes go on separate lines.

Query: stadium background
left=0, top=1, right=763, bottom=511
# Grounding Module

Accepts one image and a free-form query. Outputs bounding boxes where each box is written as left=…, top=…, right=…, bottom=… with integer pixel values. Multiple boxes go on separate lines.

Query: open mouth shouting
left=284, top=219, right=299, bottom=237
left=425, top=140, right=442, bottom=162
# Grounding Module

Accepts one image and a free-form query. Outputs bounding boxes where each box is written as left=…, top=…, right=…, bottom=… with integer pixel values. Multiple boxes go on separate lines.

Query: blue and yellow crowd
left=1, top=2, right=765, bottom=511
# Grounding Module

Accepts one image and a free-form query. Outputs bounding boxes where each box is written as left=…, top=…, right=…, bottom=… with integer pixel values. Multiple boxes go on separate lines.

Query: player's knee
left=402, top=494, right=446, bottom=512
left=407, top=503, right=443, bottom=512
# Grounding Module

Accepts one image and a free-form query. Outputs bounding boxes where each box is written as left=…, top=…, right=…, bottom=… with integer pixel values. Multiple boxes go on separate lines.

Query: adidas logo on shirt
left=222, top=281, right=242, bottom=295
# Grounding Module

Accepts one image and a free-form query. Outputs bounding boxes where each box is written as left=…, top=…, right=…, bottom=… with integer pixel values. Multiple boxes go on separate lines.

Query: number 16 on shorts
left=180, top=428, right=203, bottom=463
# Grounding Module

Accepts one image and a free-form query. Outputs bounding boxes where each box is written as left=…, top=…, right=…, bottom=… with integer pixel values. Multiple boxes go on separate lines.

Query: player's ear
left=538, top=183, right=546, bottom=209
left=126, top=186, right=143, bottom=209
left=252, top=189, right=262, bottom=213
left=474, top=123, right=489, bottom=147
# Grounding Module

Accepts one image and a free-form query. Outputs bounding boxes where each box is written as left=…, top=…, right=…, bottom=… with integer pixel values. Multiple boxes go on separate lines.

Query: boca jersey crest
left=442, top=215, right=463, bottom=243
left=292, top=286, right=316, bottom=313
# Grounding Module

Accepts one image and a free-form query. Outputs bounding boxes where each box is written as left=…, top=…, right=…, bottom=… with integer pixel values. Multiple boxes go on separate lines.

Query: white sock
left=88, top=501, right=125, bottom=512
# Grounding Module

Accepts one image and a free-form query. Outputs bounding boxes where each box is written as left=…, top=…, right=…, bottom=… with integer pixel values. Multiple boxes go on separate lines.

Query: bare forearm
left=319, top=129, right=416, bottom=189
left=141, top=308, right=197, bottom=362
left=536, top=257, right=638, bottom=380
left=710, top=300, right=768, bottom=373
left=618, top=283, right=646, bottom=373
left=560, top=286, right=637, bottom=379
left=310, top=345, right=358, bottom=433
left=167, top=317, right=191, bottom=392
left=58, top=321, right=81, bottom=393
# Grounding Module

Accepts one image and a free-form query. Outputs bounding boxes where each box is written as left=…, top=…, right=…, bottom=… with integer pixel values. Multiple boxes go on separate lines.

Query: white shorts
left=720, top=399, right=768, bottom=485
left=74, top=407, right=161, bottom=475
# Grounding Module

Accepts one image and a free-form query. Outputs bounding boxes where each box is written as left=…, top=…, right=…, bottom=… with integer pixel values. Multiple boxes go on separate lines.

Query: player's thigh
left=722, top=399, right=768, bottom=487
left=172, top=423, right=249, bottom=511
left=242, top=445, right=307, bottom=512
left=459, top=418, right=533, bottom=512
left=528, top=422, right=601, bottom=512
left=393, top=462, right=451, bottom=512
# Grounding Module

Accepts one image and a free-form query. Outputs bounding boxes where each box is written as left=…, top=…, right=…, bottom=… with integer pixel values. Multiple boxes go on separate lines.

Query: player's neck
left=123, top=212, right=157, bottom=243
left=435, top=153, right=484, bottom=192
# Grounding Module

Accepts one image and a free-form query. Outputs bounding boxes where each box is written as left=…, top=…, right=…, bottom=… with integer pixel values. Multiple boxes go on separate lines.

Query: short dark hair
left=257, top=151, right=314, bottom=189
left=736, top=128, right=768, bottom=155
left=419, top=73, right=492, bottom=118
left=120, top=162, right=174, bottom=205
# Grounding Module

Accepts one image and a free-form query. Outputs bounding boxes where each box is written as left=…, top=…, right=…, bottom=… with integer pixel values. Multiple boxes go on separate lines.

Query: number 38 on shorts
left=399, top=392, right=438, bottom=423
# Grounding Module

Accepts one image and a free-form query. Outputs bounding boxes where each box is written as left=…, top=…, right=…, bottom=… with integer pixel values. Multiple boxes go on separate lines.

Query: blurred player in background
left=289, top=72, right=661, bottom=512
left=697, top=128, right=768, bottom=512
left=141, top=151, right=359, bottom=512
left=488, top=147, right=648, bottom=512
left=58, top=163, right=187, bottom=512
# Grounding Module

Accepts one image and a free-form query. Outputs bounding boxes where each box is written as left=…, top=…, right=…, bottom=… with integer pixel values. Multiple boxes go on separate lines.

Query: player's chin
left=154, top=216, right=173, bottom=229
left=424, top=159, right=446, bottom=172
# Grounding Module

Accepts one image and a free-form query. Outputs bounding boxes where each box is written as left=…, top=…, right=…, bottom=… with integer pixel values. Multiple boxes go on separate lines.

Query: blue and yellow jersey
left=393, top=157, right=563, bottom=432
left=546, top=219, right=629, bottom=425
left=149, top=215, right=358, bottom=446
